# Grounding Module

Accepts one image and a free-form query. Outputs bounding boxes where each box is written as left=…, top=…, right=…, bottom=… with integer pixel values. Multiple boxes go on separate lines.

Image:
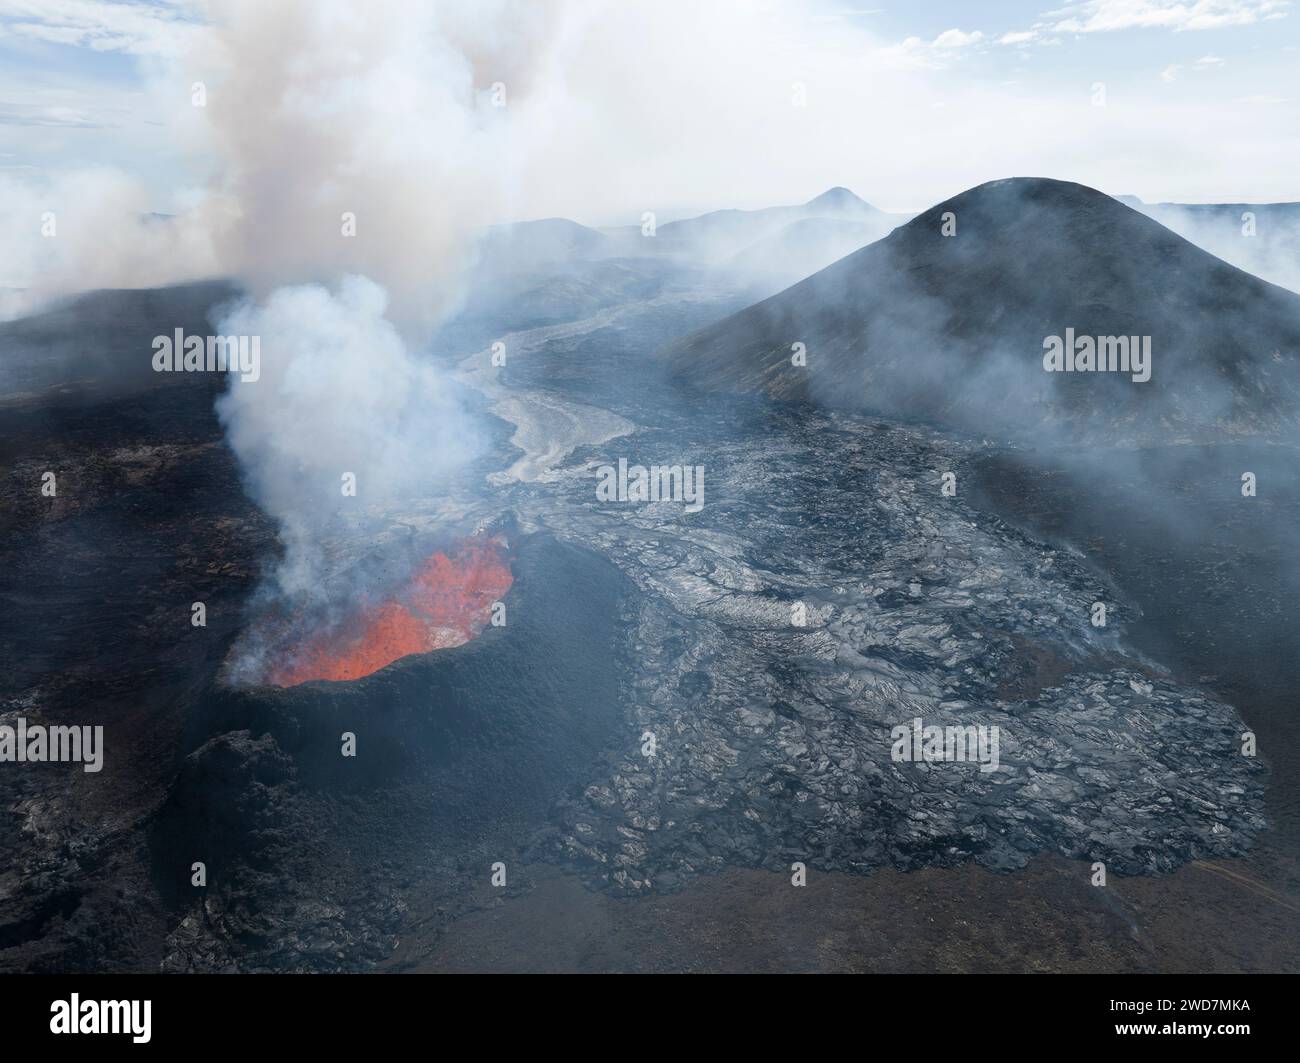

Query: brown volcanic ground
left=394, top=854, right=1299, bottom=973
left=392, top=441, right=1300, bottom=974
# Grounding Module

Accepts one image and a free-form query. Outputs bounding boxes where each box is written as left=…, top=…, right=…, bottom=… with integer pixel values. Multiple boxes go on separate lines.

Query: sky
left=0, top=0, right=1297, bottom=224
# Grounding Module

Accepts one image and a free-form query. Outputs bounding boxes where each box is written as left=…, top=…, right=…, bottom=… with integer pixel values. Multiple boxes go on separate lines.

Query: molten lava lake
left=267, top=535, right=513, bottom=686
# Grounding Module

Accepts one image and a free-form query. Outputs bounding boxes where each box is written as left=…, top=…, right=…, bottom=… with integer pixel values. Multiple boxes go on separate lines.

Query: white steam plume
left=199, top=0, right=571, bottom=337
left=214, top=276, right=476, bottom=598
left=196, top=0, right=575, bottom=608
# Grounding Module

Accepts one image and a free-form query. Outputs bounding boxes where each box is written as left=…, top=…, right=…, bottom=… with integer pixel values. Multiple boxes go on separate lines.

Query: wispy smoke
left=0, top=168, right=217, bottom=320
left=1127, top=200, right=1300, bottom=296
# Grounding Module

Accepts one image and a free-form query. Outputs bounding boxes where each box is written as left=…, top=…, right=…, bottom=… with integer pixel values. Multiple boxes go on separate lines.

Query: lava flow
left=268, top=536, right=513, bottom=686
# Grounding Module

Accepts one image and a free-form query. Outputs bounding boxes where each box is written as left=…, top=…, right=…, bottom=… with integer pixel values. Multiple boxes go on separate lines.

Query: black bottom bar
left=2, top=973, right=1289, bottom=1049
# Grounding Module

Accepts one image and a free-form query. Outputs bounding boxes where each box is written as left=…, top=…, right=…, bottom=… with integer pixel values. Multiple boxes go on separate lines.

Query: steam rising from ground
left=0, top=1, right=589, bottom=675
left=200, top=0, right=567, bottom=621
left=214, top=276, right=477, bottom=599
left=3, top=0, right=584, bottom=667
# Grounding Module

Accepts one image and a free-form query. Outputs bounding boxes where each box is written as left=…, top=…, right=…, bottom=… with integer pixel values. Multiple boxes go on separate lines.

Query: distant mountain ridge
left=652, top=186, right=898, bottom=262
left=464, top=187, right=910, bottom=307
left=473, top=218, right=612, bottom=275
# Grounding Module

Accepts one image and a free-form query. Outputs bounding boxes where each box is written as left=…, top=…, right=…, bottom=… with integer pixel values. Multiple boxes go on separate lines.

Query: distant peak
left=1113, top=194, right=1145, bottom=207
left=804, top=187, right=873, bottom=213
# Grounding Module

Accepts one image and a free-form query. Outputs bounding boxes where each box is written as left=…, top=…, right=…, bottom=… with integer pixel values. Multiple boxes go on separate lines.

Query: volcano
left=0, top=179, right=1290, bottom=976
left=150, top=532, right=630, bottom=971
left=667, top=177, right=1300, bottom=443
left=263, top=535, right=513, bottom=687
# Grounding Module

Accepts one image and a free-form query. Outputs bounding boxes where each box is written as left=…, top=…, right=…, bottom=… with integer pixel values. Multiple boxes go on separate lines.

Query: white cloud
left=0, top=100, right=106, bottom=126
left=1161, top=52, right=1229, bottom=81
left=933, top=28, right=985, bottom=48
left=1002, top=0, right=1289, bottom=47
left=1047, top=0, right=1291, bottom=34
left=1, top=0, right=1299, bottom=281
left=0, top=0, right=204, bottom=57
left=877, top=27, right=984, bottom=68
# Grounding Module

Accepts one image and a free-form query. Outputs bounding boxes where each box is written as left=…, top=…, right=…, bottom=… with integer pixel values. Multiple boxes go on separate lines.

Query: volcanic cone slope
left=668, top=177, right=1300, bottom=443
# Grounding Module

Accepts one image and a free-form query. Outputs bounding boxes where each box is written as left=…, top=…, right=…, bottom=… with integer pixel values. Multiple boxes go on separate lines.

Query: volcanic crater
left=150, top=529, right=632, bottom=970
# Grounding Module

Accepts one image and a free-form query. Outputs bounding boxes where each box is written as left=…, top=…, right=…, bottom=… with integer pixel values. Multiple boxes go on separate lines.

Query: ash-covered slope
left=0, top=281, right=237, bottom=404
left=668, top=178, right=1300, bottom=443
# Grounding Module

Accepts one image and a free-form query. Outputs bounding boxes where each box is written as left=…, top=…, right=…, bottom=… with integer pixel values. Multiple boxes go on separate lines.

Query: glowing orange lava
left=268, top=536, right=512, bottom=686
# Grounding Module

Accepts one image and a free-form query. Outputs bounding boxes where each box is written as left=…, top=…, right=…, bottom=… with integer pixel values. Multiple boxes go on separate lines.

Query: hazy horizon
left=2, top=0, right=1298, bottom=218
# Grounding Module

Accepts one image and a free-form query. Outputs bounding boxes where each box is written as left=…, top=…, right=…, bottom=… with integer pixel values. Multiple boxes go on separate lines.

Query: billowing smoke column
left=199, top=0, right=569, bottom=336
left=195, top=0, right=571, bottom=673
left=213, top=276, right=474, bottom=599
left=0, top=0, right=581, bottom=681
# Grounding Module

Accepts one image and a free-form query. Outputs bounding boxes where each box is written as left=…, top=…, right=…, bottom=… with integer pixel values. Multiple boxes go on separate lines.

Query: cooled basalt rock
left=513, top=405, right=1268, bottom=891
